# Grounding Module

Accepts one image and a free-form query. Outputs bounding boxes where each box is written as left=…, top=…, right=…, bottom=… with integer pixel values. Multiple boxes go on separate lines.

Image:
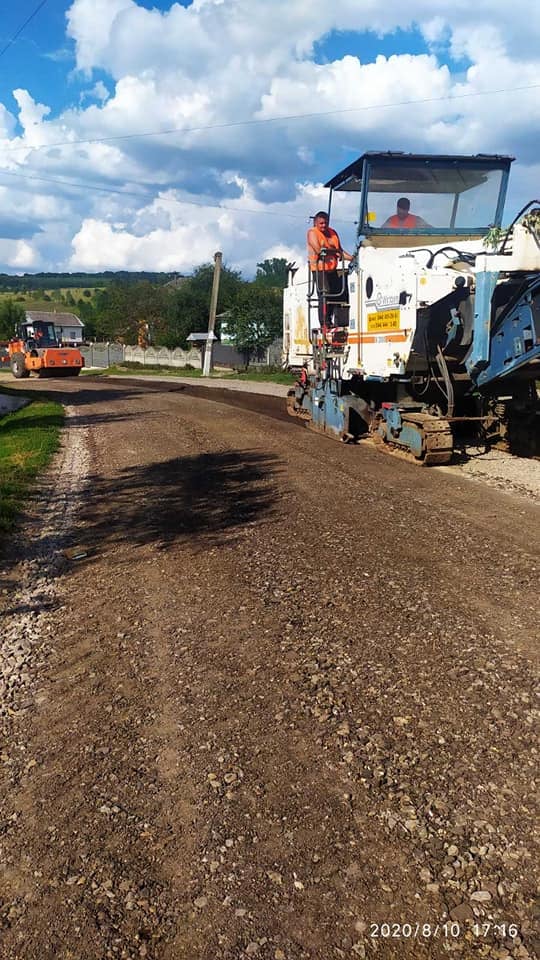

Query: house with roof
left=25, top=311, right=85, bottom=346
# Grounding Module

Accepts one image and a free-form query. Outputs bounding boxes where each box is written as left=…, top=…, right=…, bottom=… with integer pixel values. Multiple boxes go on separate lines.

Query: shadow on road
left=0, top=382, right=150, bottom=430
left=77, top=448, right=282, bottom=551
left=0, top=597, right=59, bottom=617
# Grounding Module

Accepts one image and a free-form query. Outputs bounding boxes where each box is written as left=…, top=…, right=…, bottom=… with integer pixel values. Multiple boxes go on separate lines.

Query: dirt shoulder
left=0, top=378, right=538, bottom=960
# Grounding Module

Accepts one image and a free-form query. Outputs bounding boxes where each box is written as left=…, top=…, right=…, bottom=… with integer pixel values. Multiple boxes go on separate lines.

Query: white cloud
left=0, top=0, right=537, bottom=272
left=80, top=81, right=110, bottom=105
left=0, top=103, right=16, bottom=139
left=0, top=240, right=36, bottom=269
left=13, top=90, right=51, bottom=135
left=67, top=175, right=360, bottom=275
left=66, top=0, right=135, bottom=73
left=69, top=214, right=225, bottom=271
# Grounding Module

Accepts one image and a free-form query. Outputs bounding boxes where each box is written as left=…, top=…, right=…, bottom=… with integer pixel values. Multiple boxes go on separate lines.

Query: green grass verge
left=83, top=364, right=203, bottom=378
left=0, top=397, right=64, bottom=533
left=219, top=370, right=296, bottom=385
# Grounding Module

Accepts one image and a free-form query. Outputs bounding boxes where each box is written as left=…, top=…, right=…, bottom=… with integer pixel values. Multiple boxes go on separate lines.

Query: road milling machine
left=284, top=152, right=540, bottom=463
left=8, top=318, right=84, bottom=378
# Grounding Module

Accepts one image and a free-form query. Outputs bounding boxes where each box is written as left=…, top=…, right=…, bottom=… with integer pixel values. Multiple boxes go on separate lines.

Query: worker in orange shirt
left=382, top=197, right=430, bottom=228
left=307, top=210, right=353, bottom=329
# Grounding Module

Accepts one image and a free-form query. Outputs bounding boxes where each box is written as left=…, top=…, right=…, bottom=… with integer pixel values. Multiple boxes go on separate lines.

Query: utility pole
left=202, top=250, right=222, bottom=377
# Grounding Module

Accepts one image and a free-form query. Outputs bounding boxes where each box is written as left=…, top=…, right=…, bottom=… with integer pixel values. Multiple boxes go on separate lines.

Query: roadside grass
left=0, top=397, right=64, bottom=533
left=83, top=362, right=296, bottom=385
left=220, top=369, right=296, bottom=385
left=83, top=364, right=203, bottom=378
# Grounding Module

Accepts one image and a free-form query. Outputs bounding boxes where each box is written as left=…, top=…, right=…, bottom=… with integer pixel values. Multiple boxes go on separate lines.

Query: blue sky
left=0, top=0, right=538, bottom=274
left=0, top=4, right=66, bottom=119
left=316, top=27, right=428, bottom=66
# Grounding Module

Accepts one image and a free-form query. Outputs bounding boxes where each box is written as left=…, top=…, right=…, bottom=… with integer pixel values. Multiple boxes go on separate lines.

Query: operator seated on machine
left=307, top=211, right=353, bottom=334
left=24, top=327, right=38, bottom=353
left=382, top=197, right=431, bottom=228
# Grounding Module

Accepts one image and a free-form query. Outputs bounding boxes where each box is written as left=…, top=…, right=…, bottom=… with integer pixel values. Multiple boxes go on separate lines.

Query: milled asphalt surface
left=2, top=367, right=539, bottom=500
left=100, top=373, right=540, bottom=501
left=0, top=375, right=538, bottom=960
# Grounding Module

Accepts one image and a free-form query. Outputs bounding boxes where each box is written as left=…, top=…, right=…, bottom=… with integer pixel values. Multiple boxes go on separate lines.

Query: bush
left=120, top=360, right=198, bottom=373
left=234, top=363, right=283, bottom=375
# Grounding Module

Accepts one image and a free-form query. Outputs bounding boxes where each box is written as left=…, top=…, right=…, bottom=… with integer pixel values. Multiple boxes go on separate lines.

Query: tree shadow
left=0, top=411, right=65, bottom=434
left=62, top=384, right=151, bottom=406
left=75, top=448, right=282, bottom=552
left=1, top=407, right=144, bottom=436
left=1, top=597, right=59, bottom=617
left=0, top=382, right=151, bottom=431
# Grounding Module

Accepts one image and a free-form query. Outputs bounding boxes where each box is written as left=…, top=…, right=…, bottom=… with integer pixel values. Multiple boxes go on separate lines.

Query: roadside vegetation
left=85, top=364, right=203, bottom=378
left=221, top=368, right=295, bottom=385
left=0, top=394, right=64, bottom=534
left=0, top=258, right=287, bottom=359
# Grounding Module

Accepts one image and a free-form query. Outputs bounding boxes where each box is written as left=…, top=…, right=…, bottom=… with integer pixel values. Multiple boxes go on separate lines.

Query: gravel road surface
left=1, top=376, right=538, bottom=960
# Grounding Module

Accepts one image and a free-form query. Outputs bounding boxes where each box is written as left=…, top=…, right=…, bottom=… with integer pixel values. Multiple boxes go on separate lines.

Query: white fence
left=81, top=343, right=201, bottom=369
left=125, top=345, right=202, bottom=366
left=80, top=340, right=283, bottom=370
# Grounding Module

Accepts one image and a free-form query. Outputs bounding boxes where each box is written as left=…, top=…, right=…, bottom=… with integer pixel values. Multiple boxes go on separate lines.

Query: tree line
left=0, top=258, right=289, bottom=357
left=0, top=270, right=177, bottom=291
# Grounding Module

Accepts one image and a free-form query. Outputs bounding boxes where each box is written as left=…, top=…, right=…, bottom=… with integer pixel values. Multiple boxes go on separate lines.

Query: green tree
left=253, top=257, right=288, bottom=289
left=227, top=285, right=282, bottom=364
left=93, top=281, right=169, bottom=343
left=161, top=263, right=244, bottom=348
left=77, top=298, right=97, bottom=339
left=0, top=298, right=25, bottom=340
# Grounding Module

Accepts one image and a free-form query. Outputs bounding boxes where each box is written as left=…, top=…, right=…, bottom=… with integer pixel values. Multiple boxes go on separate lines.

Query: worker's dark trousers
left=314, top=270, right=349, bottom=327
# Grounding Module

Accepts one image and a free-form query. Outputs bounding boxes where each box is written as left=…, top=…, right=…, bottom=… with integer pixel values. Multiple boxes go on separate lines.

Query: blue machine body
left=472, top=274, right=540, bottom=387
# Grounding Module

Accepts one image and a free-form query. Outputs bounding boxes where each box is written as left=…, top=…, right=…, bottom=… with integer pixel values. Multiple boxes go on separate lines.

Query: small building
left=217, top=310, right=234, bottom=343
left=186, top=331, right=217, bottom=368
left=25, top=311, right=84, bottom=346
left=186, top=332, right=218, bottom=345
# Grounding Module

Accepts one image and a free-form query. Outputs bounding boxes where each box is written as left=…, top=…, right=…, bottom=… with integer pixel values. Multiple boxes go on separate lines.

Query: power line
left=4, top=80, right=540, bottom=154
left=0, top=0, right=49, bottom=60
left=0, top=167, right=321, bottom=221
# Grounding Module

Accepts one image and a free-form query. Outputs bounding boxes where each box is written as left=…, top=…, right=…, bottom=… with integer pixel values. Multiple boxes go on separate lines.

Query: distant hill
left=0, top=271, right=182, bottom=292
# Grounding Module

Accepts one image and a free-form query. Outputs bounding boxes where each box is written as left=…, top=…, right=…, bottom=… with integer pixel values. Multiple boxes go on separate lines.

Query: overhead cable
left=3, top=81, right=540, bottom=153
left=0, top=168, right=327, bottom=221
left=0, top=0, right=49, bottom=60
